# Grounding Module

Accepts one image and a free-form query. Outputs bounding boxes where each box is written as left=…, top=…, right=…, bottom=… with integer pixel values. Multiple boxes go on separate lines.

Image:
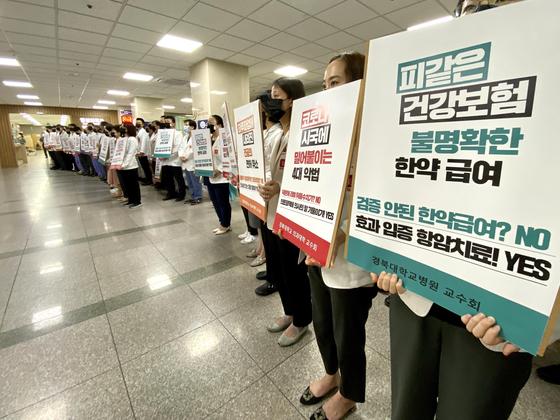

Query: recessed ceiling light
left=3, top=80, right=32, bottom=87
left=130, top=103, right=136, bottom=106
left=24, top=101, right=42, bottom=106
left=17, top=94, right=39, bottom=99
left=0, top=57, right=19, bottom=66
left=107, top=90, right=129, bottom=96
left=274, top=66, right=308, bottom=77
left=37, top=112, right=44, bottom=114
left=98, top=100, right=115, bottom=104
left=181, top=98, right=193, bottom=103
left=123, top=72, right=153, bottom=81
left=93, top=106, right=108, bottom=109
left=210, top=91, right=227, bottom=95
left=163, top=105, right=175, bottom=109
left=190, top=82, right=200, bottom=87
left=408, top=16, right=453, bottom=31
left=157, top=34, right=203, bottom=53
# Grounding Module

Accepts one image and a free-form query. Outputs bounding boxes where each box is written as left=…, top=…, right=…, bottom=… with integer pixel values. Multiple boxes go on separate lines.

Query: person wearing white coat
left=179, top=119, right=202, bottom=204
left=207, top=115, right=231, bottom=234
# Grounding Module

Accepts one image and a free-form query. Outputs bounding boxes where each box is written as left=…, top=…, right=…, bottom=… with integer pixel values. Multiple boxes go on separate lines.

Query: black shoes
left=256, top=271, right=267, bottom=281
left=300, top=386, right=338, bottom=406
left=255, top=281, right=277, bottom=296
left=190, top=199, right=202, bottom=205
left=162, top=195, right=176, bottom=201
left=175, top=195, right=186, bottom=202
left=141, top=181, right=153, bottom=186
left=537, top=364, right=560, bottom=385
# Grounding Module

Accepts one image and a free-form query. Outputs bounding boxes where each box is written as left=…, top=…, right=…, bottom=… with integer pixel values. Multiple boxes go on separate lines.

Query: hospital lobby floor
left=0, top=155, right=558, bottom=420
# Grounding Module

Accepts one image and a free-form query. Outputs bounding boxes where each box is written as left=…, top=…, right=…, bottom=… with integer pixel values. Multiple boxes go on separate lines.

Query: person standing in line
left=136, top=118, right=153, bottom=186
left=259, top=77, right=312, bottom=347
left=114, top=126, right=130, bottom=205
left=161, top=116, right=187, bottom=201
left=180, top=119, right=203, bottom=204
left=119, top=123, right=142, bottom=209
left=39, top=132, right=48, bottom=158
left=70, top=125, right=84, bottom=174
left=207, top=115, right=232, bottom=234
left=298, top=52, right=377, bottom=420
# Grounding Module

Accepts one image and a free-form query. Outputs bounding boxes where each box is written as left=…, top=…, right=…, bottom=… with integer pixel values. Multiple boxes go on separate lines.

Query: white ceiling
left=9, top=113, right=67, bottom=126
left=0, top=0, right=457, bottom=112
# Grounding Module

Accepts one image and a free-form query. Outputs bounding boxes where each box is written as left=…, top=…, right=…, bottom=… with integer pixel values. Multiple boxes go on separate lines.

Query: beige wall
left=132, top=97, right=164, bottom=123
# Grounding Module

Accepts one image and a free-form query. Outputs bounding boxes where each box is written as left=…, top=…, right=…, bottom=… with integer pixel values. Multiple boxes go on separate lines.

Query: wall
left=0, top=105, right=118, bottom=168
left=18, top=125, right=44, bottom=149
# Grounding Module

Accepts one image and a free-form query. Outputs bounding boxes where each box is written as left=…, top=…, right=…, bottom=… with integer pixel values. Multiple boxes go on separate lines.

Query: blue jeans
left=207, top=182, right=231, bottom=228
left=184, top=170, right=202, bottom=200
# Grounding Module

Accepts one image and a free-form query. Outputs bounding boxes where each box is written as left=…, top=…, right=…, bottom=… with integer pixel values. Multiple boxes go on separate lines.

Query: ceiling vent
left=154, top=78, right=189, bottom=86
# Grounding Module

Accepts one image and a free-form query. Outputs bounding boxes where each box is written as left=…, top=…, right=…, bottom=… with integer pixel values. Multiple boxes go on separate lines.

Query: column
left=190, top=58, right=249, bottom=123
left=132, top=97, right=164, bottom=123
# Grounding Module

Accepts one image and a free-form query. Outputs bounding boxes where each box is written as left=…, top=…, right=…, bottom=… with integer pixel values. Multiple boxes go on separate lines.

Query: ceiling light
left=123, top=72, right=153, bottom=81
left=17, top=94, right=39, bottom=99
left=3, top=80, right=32, bottom=87
left=190, top=82, right=200, bottom=87
left=157, top=34, right=203, bottom=53
left=274, top=66, right=308, bottom=77
left=181, top=98, right=193, bottom=103
left=24, top=101, right=42, bottom=106
left=107, top=90, right=129, bottom=96
left=0, top=57, right=19, bottom=66
left=130, top=103, right=136, bottom=106
left=210, top=91, right=227, bottom=95
left=163, top=105, right=175, bottom=109
left=408, top=16, right=453, bottom=31
left=93, top=106, right=108, bottom=109
left=37, top=112, right=44, bottom=114
left=98, top=100, right=116, bottom=104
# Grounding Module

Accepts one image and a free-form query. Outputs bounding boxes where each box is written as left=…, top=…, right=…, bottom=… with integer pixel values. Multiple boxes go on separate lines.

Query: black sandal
left=309, top=405, right=356, bottom=420
left=300, top=386, right=338, bottom=406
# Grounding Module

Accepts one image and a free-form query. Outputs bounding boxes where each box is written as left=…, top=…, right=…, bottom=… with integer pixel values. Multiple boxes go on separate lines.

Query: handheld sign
left=53, top=133, right=62, bottom=151
left=234, top=100, right=266, bottom=221
left=346, top=0, right=560, bottom=356
left=192, top=129, right=214, bottom=177
left=110, top=137, right=126, bottom=170
left=221, top=102, right=239, bottom=196
left=154, top=158, right=162, bottom=182
left=273, top=81, right=362, bottom=267
left=98, top=136, right=109, bottom=165
left=153, top=129, right=174, bottom=158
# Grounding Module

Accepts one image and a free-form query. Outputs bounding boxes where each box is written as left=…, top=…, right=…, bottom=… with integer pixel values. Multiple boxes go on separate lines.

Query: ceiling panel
left=58, top=50, right=100, bottom=63
left=248, top=1, right=307, bottom=31
left=314, top=31, right=362, bottom=50
left=0, top=1, right=55, bottom=24
left=59, top=41, right=104, bottom=56
left=58, top=28, right=108, bottom=46
left=58, top=0, right=123, bottom=15
left=168, top=21, right=221, bottom=44
left=226, top=19, right=278, bottom=43
left=4, top=33, right=56, bottom=49
left=261, top=32, right=307, bottom=50
left=200, top=0, right=270, bottom=17
left=225, top=54, right=263, bottom=67
left=385, top=0, right=449, bottom=28
left=279, top=0, right=345, bottom=15
left=111, top=23, right=163, bottom=45
left=316, top=0, right=378, bottom=29
left=290, top=43, right=332, bottom=59
left=127, top=0, right=197, bottom=18
left=0, top=18, right=55, bottom=38
left=118, top=6, right=177, bottom=34
left=208, top=34, right=254, bottom=53
left=106, top=37, right=152, bottom=54
left=103, top=48, right=145, bottom=62
left=358, top=0, right=424, bottom=15
left=346, top=17, right=402, bottom=40
left=183, top=3, right=242, bottom=32
left=58, top=10, right=114, bottom=34
left=242, top=44, right=283, bottom=60
left=285, top=18, right=339, bottom=42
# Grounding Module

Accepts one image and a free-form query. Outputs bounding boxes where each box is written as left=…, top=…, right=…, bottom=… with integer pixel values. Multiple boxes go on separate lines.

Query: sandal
left=300, top=386, right=338, bottom=406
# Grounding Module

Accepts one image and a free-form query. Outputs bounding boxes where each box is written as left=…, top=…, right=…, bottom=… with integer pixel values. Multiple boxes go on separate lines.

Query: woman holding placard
left=299, top=52, right=378, bottom=420
left=259, top=77, right=312, bottom=347
left=207, top=115, right=232, bottom=234
left=119, top=123, right=142, bottom=209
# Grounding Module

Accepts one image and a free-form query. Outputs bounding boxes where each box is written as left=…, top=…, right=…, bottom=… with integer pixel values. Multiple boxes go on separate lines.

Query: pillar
left=190, top=58, right=250, bottom=123
left=132, top=97, right=164, bottom=124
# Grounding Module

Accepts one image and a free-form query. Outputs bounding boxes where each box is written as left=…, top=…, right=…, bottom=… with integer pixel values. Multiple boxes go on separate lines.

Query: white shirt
left=179, top=134, right=195, bottom=171
left=209, top=137, right=228, bottom=184
left=137, top=127, right=150, bottom=155
left=161, top=130, right=183, bottom=167
left=121, top=137, right=139, bottom=170
left=263, top=124, right=283, bottom=182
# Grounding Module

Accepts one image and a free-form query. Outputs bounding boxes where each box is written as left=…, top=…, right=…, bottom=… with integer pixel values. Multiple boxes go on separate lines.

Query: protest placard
left=346, top=0, right=560, bottom=355
left=192, top=128, right=214, bottom=177
left=153, top=129, right=174, bottom=158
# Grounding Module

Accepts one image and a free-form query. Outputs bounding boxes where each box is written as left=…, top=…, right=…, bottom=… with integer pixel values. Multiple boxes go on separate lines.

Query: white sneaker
left=110, top=188, right=118, bottom=194
left=241, top=234, right=257, bottom=244
left=238, top=230, right=249, bottom=239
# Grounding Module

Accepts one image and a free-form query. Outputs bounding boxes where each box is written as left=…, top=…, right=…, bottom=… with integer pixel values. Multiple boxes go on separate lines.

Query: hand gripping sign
left=273, top=81, right=363, bottom=267
left=192, top=128, right=214, bottom=177
left=234, top=100, right=266, bottom=221
left=346, top=0, right=560, bottom=356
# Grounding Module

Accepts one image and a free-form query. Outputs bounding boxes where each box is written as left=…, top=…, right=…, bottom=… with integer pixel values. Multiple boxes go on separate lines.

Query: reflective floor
left=0, top=155, right=558, bottom=420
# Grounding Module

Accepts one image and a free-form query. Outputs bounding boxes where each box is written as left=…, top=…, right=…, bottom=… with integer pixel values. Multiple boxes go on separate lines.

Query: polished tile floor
left=0, top=155, right=558, bottom=420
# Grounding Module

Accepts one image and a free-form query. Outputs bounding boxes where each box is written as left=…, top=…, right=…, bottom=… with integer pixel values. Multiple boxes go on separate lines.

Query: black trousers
left=116, top=170, right=128, bottom=198
left=242, top=207, right=258, bottom=236
left=390, top=294, right=533, bottom=420
left=120, top=169, right=141, bottom=205
left=207, top=182, right=231, bottom=227
left=308, top=266, right=377, bottom=402
left=266, top=229, right=312, bottom=328
left=162, top=165, right=186, bottom=198
left=79, top=153, right=93, bottom=174
left=63, top=153, right=74, bottom=171
left=41, top=142, right=48, bottom=158
left=139, top=155, right=152, bottom=184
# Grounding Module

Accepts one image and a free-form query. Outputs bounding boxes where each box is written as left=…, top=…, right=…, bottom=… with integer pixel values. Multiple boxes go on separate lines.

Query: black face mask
left=266, top=98, right=285, bottom=123
left=135, top=123, right=142, bottom=128
left=207, top=123, right=216, bottom=134
left=110, top=132, right=116, bottom=137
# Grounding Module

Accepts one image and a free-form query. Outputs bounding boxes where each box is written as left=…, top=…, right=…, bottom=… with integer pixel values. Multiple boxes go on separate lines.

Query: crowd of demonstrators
left=36, top=2, right=559, bottom=417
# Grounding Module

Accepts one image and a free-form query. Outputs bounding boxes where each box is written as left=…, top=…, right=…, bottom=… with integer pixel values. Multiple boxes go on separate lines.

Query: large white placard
left=153, top=129, right=174, bottom=158
left=192, top=129, right=214, bottom=177
left=347, top=0, right=560, bottom=355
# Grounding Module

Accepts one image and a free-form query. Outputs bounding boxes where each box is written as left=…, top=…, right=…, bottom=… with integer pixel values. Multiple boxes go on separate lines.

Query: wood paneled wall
left=0, top=105, right=119, bottom=168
